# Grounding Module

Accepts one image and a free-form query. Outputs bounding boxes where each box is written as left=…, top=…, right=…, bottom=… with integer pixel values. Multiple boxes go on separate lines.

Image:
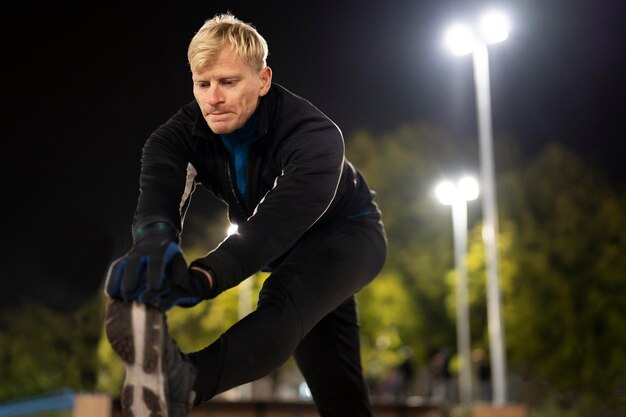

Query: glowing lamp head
left=435, top=176, right=479, bottom=205
left=435, top=180, right=457, bottom=205
left=444, top=23, right=477, bottom=56
left=479, top=11, right=510, bottom=44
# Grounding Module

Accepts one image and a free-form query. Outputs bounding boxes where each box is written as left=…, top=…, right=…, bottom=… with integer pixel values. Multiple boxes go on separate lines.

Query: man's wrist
left=133, top=221, right=179, bottom=243
left=190, top=266, right=214, bottom=290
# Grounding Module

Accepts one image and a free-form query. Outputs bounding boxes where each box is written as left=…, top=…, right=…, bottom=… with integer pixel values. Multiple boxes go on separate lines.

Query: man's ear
left=259, top=66, right=272, bottom=96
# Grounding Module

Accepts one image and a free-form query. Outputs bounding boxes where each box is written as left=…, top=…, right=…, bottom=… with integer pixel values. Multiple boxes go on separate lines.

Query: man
left=105, top=12, right=387, bottom=417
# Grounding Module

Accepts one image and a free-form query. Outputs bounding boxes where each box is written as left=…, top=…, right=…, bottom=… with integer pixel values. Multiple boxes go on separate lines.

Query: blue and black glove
left=104, top=222, right=211, bottom=310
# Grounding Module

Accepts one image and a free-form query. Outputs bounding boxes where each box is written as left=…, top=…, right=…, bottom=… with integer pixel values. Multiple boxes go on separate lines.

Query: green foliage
left=95, top=316, right=124, bottom=396
left=497, top=144, right=626, bottom=414
left=357, top=270, right=421, bottom=379
left=0, top=297, right=104, bottom=402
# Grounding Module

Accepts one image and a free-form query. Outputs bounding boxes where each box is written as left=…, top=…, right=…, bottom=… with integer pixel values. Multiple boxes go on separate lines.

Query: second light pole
left=435, top=176, right=479, bottom=406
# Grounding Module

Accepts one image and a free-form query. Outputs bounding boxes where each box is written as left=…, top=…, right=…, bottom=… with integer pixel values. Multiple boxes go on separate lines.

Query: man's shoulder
left=160, top=99, right=200, bottom=126
left=270, top=83, right=313, bottom=108
left=167, top=100, right=209, bottom=137
left=269, top=82, right=294, bottom=97
left=268, top=83, right=338, bottom=129
left=177, top=99, right=201, bottom=117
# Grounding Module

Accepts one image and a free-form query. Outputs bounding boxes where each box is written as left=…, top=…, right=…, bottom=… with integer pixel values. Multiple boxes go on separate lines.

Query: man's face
left=192, top=46, right=271, bottom=134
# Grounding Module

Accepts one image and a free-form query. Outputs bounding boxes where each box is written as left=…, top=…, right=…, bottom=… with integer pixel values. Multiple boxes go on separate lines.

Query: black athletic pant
left=188, top=215, right=387, bottom=417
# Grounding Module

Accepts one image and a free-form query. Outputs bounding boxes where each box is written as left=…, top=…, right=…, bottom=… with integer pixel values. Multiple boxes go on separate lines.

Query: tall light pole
left=444, top=10, right=510, bottom=405
left=435, top=176, right=479, bottom=406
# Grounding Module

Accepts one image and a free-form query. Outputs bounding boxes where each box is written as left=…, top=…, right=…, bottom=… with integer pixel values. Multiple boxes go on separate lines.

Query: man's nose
left=206, top=86, right=224, bottom=106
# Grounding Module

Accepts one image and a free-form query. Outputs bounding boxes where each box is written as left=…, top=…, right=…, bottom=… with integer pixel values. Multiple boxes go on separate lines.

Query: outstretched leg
left=189, top=217, right=387, bottom=409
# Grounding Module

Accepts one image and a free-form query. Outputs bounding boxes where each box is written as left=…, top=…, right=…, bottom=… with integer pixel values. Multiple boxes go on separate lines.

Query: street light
left=444, top=10, right=510, bottom=406
left=435, top=176, right=479, bottom=406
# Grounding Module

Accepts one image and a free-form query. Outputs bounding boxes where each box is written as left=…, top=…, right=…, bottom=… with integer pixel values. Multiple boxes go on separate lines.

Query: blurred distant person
left=429, top=347, right=452, bottom=403
left=397, top=346, right=415, bottom=400
left=103, top=12, right=386, bottom=417
left=472, top=348, right=491, bottom=402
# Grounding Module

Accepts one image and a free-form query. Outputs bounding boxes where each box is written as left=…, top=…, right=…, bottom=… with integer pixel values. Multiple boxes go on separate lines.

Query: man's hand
left=150, top=255, right=213, bottom=311
left=104, top=222, right=213, bottom=311
left=104, top=222, right=179, bottom=303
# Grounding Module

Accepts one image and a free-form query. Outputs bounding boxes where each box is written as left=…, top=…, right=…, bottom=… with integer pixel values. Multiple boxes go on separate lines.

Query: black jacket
left=133, top=83, right=380, bottom=295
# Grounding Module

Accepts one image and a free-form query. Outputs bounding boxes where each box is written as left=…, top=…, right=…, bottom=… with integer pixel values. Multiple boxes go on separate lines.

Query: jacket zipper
left=225, top=161, right=248, bottom=220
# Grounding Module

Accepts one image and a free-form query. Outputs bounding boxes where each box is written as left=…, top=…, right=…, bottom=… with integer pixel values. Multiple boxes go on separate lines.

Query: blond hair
left=188, top=13, right=269, bottom=73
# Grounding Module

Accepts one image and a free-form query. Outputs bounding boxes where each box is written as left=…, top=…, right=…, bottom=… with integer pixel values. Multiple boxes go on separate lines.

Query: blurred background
left=2, top=1, right=625, bottom=416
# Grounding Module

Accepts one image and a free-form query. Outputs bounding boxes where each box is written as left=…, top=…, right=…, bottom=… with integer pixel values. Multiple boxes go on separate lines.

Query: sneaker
left=105, top=299, right=197, bottom=417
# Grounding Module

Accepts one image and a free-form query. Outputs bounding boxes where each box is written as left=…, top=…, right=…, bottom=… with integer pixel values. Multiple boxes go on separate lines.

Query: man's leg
left=189, top=217, right=387, bottom=407
left=294, top=296, right=373, bottom=417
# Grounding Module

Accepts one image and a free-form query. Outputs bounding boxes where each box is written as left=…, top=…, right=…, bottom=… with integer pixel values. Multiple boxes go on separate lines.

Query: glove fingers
left=139, top=286, right=169, bottom=307
left=154, top=253, right=198, bottom=311
left=104, top=257, right=127, bottom=299
left=142, top=245, right=185, bottom=308
left=141, top=287, right=201, bottom=311
left=168, top=250, right=189, bottom=283
left=145, top=242, right=182, bottom=293
left=121, top=254, right=149, bottom=301
left=163, top=242, right=183, bottom=264
left=156, top=292, right=200, bottom=312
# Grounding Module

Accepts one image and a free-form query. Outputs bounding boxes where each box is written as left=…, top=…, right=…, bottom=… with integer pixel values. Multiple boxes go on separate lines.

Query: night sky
left=3, top=1, right=625, bottom=311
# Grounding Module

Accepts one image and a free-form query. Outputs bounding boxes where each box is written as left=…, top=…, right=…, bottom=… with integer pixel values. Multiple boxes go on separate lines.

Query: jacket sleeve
left=194, top=120, right=345, bottom=295
left=132, top=102, right=198, bottom=239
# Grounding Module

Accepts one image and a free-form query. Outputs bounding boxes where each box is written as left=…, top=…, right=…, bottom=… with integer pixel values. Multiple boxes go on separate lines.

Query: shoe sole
left=105, top=300, right=169, bottom=417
